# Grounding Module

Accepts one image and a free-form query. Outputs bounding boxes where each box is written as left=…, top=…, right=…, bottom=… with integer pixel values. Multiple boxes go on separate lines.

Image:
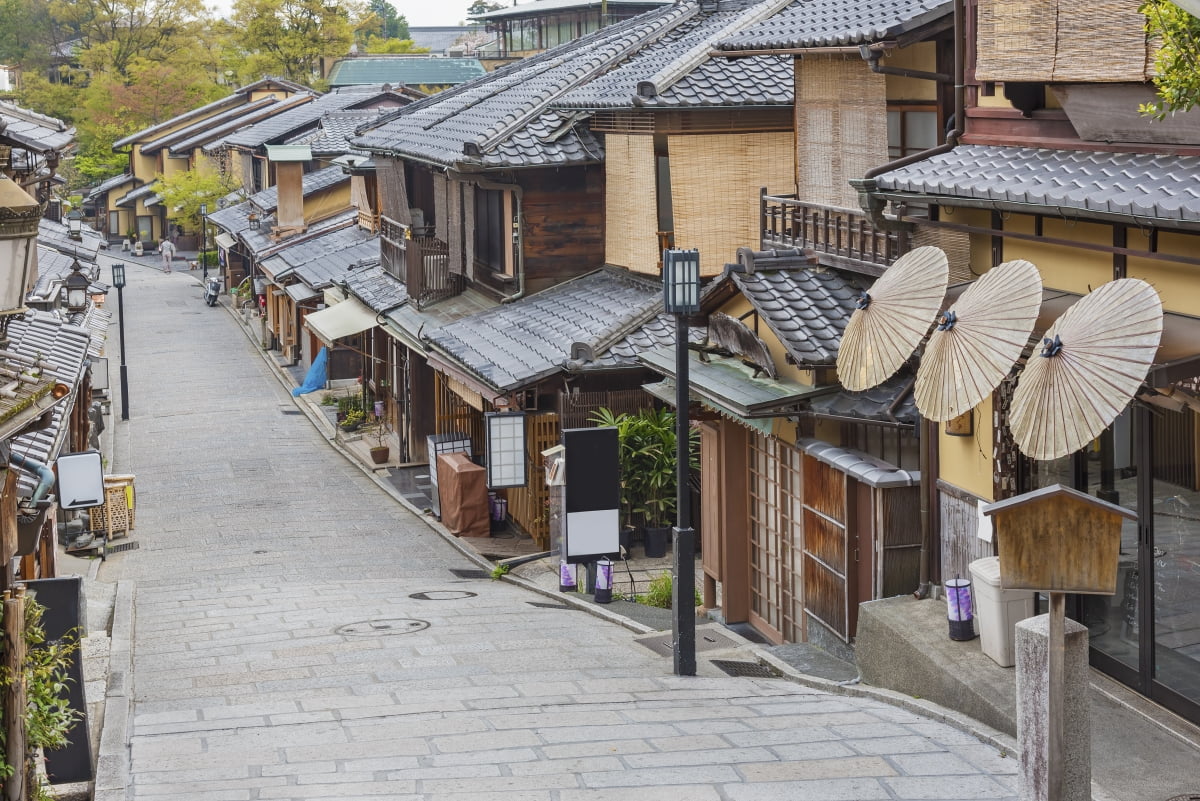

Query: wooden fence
left=505, top=412, right=560, bottom=549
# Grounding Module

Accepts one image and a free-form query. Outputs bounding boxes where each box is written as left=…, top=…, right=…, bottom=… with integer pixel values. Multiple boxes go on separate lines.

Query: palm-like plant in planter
left=590, top=407, right=698, bottom=557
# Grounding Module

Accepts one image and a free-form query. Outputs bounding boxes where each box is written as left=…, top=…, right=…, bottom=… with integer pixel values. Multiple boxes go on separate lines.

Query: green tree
left=362, top=36, right=430, bottom=54
left=467, top=0, right=504, bottom=15
left=49, top=0, right=209, bottom=78
left=368, top=0, right=408, bottom=39
left=232, top=0, right=360, bottom=86
left=1142, top=0, right=1200, bottom=117
left=155, top=166, right=239, bottom=231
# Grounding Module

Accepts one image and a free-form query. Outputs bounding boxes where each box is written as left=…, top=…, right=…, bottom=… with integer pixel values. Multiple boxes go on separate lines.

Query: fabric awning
left=215, top=232, right=237, bottom=250
left=304, top=297, right=377, bottom=344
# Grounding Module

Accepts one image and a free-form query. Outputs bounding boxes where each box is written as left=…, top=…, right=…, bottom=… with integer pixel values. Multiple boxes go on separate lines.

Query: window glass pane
left=886, top=111, right=901, bottom=159
left=905, top=111, right=939, bottom=151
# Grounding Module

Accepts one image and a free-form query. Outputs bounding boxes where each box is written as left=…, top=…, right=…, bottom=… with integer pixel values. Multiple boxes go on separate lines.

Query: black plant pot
left=644, top=526, right=671, bottom=559
left=619, top=526, right=637, bottom=552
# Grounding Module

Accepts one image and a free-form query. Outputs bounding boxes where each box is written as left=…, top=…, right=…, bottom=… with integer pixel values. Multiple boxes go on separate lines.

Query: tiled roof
left=141, top=96, right=279, bottom=153
left=174, top=95, right=314, bottom=155
left=260, top=222, right=380, bottom=289
left=732, top=265, right=863, bottom=366
left=327, top=57, right=486, bottom=88
left=207, top=166, right=349, bottom=238
left=472, top=0, right=670, bottom=19
left=804, top=371, right=918, bottom=427
left=286, top=110, right=386, bottom=156
left=383, top=289, right=498, bottom=351
left=720, top=0, right=949, bottom=50
left=872, top=144, right=1200, bottom=225
left=7, top=311, right=94, bottom=495
left=219, top=87, right=404, bottom=150
left=558, top=0, right=793, bottom=109
left=113, top=92, right=247, bottom=148
left=245, top=211, right=359, bottom=261
left=85, top=172, right=135, bottom=201
left=342, top=262, right=408, bottom=312
left=115, top=180, right=159, bottom=208
left=0, top=101, right=74, bottom=153
left=352, top=4, right=692, bottom=168
left=37, top=220, right=102, bottom=263
left=425, top=267, right=663, bottom=392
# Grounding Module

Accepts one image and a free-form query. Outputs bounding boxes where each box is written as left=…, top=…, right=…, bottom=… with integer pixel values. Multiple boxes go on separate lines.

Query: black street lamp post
left=112, top=263, right=130, bottom=421
left=663, top=248, right=700, bottom=677
left=199, top=203, right=209, bottom=280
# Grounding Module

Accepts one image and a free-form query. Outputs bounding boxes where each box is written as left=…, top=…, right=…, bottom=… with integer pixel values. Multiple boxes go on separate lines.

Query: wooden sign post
left=983, top=484, right=1133, bottom=801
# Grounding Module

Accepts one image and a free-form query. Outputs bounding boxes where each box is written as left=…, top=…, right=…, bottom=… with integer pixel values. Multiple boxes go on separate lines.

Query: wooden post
left=1048, top=591, right=1065, bottom=801
left=3, top=587, right=27, bottom=801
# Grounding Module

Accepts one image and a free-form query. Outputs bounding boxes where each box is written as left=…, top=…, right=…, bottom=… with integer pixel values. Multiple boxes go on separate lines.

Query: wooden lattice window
left=748, top=432, right=805, bottom=644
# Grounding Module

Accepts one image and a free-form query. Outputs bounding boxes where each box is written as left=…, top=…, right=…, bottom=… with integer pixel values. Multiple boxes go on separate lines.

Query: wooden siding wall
left=518, top=167, right=605, bottom=295
left=802, top=454, right=849, bottom=641
left=877, top=486, right=922, bottom=598
left=605, top=134, right=660, bottom=275
left=505, top=412, right=560, bottom=549
left=435, top=374, right=486, bottom=457
left=938, top=480, right=993, bottom=583
left=557, top=388, right=652, bottom=429
left=669, top=132, right=793, bottom=273
left=795, top=56, right=887, bottom=210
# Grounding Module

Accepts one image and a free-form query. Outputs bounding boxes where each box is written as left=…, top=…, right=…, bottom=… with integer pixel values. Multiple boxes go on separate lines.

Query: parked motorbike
left=203, top=274, right=221, bottom=306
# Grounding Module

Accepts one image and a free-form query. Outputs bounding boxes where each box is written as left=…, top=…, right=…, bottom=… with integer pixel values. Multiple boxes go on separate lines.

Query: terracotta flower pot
left=370, top=446, right=390, bottom=464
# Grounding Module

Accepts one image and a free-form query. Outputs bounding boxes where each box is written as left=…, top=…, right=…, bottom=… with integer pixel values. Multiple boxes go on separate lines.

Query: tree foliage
left=49, top=0, right=210, bottom=78
left=1142, top=0, right=1200, bottom=117
left=155, top=166, right=240, bottom=231
left=366, top=0, right=408, bottom=39
left=362, top=36, right=430, bottom=54
left=467, top=0, right=504, bottom=15
left=231, top=0, right=360, bottom=85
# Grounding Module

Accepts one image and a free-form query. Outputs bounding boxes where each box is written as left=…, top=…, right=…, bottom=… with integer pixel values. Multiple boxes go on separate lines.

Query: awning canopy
left=214, top=232, right=237, bottom=250
left=640, top=347, right=837, bottom=419
left=304, top=297, right=377, bottom=345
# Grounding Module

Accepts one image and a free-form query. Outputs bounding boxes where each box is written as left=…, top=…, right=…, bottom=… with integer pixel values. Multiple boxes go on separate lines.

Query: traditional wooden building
left=851, top=0, right=1200, bottom=724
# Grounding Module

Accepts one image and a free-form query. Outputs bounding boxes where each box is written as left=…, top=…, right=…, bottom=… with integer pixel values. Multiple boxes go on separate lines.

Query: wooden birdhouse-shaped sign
left=982, top=484, right=1134, bottom=595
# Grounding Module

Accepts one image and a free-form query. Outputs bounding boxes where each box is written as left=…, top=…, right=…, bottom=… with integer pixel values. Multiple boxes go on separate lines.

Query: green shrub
left=636, top=573, right=701, bottom=609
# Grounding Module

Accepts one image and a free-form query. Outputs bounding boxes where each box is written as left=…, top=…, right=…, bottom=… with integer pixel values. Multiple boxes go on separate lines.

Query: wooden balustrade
left=760, top=192, right=910, bottom=270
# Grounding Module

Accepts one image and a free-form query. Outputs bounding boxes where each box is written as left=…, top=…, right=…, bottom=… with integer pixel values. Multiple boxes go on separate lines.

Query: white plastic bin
left=968, top=556, right=1036, bottom=667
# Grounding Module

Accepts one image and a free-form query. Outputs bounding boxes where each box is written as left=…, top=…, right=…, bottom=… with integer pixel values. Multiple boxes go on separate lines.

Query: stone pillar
left=1016, top=613, right=1091, bottom=801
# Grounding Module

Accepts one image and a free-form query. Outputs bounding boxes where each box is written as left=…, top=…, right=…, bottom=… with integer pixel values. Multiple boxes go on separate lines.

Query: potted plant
left=339, top=408, right=365, bottom=431
left=368, top=416, right=391, bottom=464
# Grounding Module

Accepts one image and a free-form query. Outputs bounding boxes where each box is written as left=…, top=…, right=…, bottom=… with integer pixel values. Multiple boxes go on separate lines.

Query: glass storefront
left=1031, top=405, right=1200, bottom=723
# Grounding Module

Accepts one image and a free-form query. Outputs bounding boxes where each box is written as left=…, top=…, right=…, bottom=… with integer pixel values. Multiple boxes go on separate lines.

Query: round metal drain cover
left=335, top=618, right=430, bottom=637
left=409, top=590, right=477, bottom=601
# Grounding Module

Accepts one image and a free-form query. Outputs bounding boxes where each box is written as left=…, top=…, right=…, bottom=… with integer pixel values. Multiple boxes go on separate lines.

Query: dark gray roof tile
left=720, top=0, right=950, bottom=50
left=733, top=265, right=863, bottom=366
left=874, top=144, right=1200, bottom=224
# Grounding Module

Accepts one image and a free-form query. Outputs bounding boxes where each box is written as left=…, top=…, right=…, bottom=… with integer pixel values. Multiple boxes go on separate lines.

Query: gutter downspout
left=10, top=451, right=56, bottom=504
left=846, top=0, right=966, bottom=600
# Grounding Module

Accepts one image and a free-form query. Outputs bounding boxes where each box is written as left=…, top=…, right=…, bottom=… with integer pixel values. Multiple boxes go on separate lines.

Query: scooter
left=203, top=274, right=221, bottom=306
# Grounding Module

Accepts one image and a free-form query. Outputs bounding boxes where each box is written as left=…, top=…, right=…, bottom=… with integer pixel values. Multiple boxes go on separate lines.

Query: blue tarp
left=292, top=347, right=328, bottom=396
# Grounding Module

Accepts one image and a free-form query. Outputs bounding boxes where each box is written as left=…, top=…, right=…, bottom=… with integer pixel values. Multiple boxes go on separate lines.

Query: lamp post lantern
left=112, top=263, right=130, bottom=421
left=65, top=258, right=89, bottom=312
left=0, top=174, right=40, bottom=345
left=663, top=248, right=700, bottom=677
left=199, top=203, right=209, bottom=280
left=65, top=209, right=83, bottom=240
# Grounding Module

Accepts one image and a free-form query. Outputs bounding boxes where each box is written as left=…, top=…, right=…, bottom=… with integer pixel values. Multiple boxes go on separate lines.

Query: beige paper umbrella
left=1010, top=278, right=1163, bottom=461
left=915, top=259, right=1043, bottom=422
left=837, top=246, right=949, bottom=391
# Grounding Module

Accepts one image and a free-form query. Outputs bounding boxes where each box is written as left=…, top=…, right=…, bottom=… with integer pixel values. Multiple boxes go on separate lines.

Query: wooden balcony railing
left=760, top=191, right=910, bottom=271
left=381, top=215, right=460, bottom=309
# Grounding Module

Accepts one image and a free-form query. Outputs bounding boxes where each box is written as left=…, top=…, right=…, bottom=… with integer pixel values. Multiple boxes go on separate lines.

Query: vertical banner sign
left=562, top=427, right=619, bottom=564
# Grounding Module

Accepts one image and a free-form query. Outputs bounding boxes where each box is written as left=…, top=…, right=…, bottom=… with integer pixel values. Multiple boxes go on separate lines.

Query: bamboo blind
left=378, top=158, right=411, bottom=224
left=669, top=131, right=793, bottom=275
left=975, top=0, right=1151, bottom=82
left=913, top=225, right=973, bottom=283
left=505, top=412, right=560, bottom=549
left=604, top=134, right=660, bottom=272
left=795, top=56, right=888, bottom=210
left=435, top=374, right=485, bottom=457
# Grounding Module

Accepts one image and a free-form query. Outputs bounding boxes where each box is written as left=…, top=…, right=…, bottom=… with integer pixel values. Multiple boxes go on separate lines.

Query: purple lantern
left=594, top=558, right=614, bottom=604
left=945, top=577, right=976, bottom=641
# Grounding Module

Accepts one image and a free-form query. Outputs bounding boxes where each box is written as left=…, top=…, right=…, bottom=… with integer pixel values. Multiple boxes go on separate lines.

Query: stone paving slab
left=95, top=257, right=1022, bottom=800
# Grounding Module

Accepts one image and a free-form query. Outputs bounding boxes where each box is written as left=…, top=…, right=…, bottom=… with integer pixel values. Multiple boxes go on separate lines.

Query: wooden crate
left=102, top=475, right=135, bottom=539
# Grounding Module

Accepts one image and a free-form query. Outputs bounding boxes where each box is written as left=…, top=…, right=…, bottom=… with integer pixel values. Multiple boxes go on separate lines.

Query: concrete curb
left=93, top=580, right=133, bottom=801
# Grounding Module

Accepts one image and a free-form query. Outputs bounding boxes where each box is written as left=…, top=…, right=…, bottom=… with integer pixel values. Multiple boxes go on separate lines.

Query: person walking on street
left=160, top=238, right=177, bottom=273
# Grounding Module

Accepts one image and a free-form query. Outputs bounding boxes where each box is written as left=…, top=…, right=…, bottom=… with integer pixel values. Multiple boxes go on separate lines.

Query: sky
left=206, top=0, right=483, bottom=27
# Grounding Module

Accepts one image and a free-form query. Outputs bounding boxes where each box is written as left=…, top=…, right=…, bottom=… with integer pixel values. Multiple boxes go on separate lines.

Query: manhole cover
left=408, top=590, right=478, bottom=601
left=449, top=568, right=489, bottom=579
left=712, top=659, right=777, bottom=679
left=106, top=541, right=140, bottom=554
left=634, top=626, right=740, bottom=656
left=335, top=618, right=429, bottom=637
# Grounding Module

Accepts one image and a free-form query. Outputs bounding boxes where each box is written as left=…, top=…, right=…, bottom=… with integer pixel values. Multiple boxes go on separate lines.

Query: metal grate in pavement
left=634, top=626, right=740, bottom=657
left=1165, top=795, right=1200, bottom=801
left=527, top=601, right=571, bottom=610
left=712, top=660, right=777, bottom=679
left=449, top=568, right=489, bottom=579
left=280, top=409, right=302, bottom=415
left=106, top=541, right=140, bottom=554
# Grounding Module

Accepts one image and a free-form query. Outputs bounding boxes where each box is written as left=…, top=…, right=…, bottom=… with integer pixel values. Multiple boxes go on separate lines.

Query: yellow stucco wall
left=1126, top=231, right=1200, bottom=315
left=884, top=42, right=939, bottom=101
left=937, top=395, right=995, bottom=501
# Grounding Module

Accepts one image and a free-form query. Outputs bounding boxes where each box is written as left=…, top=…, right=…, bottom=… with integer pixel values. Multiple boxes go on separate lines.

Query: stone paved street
left=98, top=256, right=1019, bottom=800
